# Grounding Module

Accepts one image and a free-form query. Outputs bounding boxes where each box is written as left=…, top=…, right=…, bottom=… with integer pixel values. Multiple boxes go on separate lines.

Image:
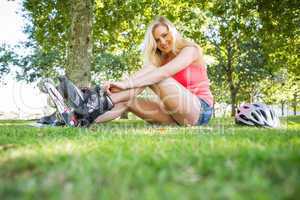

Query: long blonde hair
left=142, top=16, right=200, bottom=66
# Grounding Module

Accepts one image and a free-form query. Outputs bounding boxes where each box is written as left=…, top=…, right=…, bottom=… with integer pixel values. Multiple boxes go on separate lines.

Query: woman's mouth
left=161, top=45, right=168, bottom=49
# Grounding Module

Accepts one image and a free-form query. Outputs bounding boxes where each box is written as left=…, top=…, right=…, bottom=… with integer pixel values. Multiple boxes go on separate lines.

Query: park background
left=0, top=1, right=300, bottom=200
left=0, top=0, right=299, bottom=120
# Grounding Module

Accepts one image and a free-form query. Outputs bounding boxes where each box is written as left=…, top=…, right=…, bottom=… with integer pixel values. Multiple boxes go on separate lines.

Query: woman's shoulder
left=179, top=46, right=204, bottom=66
left=180, top=45, right=200, bottom=53
left=179, top=45, right=203, bottom=59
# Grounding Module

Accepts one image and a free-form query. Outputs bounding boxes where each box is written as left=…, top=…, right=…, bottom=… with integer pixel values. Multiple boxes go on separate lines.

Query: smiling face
left=153, top=24, right=174, bottom=55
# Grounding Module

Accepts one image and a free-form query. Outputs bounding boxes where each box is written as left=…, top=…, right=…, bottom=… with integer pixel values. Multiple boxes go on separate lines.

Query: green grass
left=0, top=117, right=299, bottom=200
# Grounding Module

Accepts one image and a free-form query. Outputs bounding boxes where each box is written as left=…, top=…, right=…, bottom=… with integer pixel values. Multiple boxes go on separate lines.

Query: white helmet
left=235, top=103, right=280, bottom=128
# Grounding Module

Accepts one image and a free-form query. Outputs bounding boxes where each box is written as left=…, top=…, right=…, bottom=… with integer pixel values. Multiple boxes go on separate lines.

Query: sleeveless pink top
left=162, top=60, right=214, bottom=106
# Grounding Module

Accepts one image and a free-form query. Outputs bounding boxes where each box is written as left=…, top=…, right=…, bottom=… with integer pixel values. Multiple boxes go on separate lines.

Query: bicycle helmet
left=235, top=102, right=280, bottom=128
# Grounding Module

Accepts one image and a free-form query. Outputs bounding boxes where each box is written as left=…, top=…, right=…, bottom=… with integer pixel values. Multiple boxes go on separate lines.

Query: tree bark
left=281, top=101, right=285, bottom=116
left=230, top=89, right=237, bottom=116
left=67, top=0, right=93, bottom=87
left=225, top=44, right=237, bottom=116
left=293, top=93, right=297, bottom=115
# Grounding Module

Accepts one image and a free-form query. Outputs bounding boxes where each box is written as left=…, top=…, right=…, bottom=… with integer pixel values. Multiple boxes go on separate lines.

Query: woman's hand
left=102, top=81, right=128, bottom=94
left=110, top=81, right=128, bottom=90
left=102, top=81, right=112, bottom=94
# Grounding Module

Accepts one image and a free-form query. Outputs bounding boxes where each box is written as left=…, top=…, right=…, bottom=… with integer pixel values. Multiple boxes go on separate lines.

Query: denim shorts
left=196, top=98, right=213, bottom=125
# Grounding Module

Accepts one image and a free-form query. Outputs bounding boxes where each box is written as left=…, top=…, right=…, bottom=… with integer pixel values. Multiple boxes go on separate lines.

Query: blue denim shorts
left=196, top=98, right=213, bottom=125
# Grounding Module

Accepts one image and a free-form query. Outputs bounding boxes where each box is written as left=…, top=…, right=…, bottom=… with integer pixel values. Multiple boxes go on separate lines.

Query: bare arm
left=104, top=65, right=155, bottom=93
left=123, top=46, right=200, bottom=89
left=127, top=64, right=156, bottom=80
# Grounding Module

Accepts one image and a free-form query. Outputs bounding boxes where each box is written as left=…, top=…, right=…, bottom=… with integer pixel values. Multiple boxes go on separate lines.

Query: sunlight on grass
left=0, top=116, right=300, bottom=199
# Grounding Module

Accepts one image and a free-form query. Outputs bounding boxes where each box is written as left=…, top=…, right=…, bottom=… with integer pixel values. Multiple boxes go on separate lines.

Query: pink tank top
left=162, top=61, right=214, bottom=106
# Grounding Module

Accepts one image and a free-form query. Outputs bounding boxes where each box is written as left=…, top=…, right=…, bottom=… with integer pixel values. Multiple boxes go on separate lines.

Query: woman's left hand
left=109, top=81, right=129, bottom=91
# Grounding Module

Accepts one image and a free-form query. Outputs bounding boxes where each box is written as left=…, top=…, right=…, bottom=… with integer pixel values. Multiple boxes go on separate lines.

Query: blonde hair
left=142, top=16, right=200, bottom=66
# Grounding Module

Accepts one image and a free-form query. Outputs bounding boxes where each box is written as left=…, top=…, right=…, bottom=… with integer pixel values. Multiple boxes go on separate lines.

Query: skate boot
left=38, top=78, right=79, bottom=126
left=57, top=76, right=114, bottom=127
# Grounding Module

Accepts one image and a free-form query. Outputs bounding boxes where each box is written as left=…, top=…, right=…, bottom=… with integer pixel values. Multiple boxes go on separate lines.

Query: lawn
left=0, top=116, right=299, bottom=200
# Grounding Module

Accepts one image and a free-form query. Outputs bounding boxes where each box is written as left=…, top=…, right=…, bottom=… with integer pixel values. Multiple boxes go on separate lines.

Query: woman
left=95, top=16, right=213, bottom=126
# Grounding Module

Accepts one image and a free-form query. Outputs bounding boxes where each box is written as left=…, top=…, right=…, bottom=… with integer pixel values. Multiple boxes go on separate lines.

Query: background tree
left=16, top=0, right=208, bottom=83
left=0, top=44, right=14, bottom=78
left=16, top=0, right=70, bottom=81
left=67, top=0, right=93, bottom=87
left=256, top=0, right=300, bottom=115
left=205, top=0, right=272, bottom=116
left=2, top=0, right=298, bottom=117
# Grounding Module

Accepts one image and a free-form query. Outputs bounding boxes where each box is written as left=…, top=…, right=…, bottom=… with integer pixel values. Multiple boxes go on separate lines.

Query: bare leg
left=95, top=97, right=177, bottom=125
left=127, top=97, right=177, bottom=124
left=94, top=87, right=144, bottom=123
left=120, top=65, right=202, bottom=125
left=95, top=72, right=202, bottom=125
left=108, top=87, right=145, bottom=104
left=150, top=78, right=202, bottom=125
left=94, top=102, right=128, bottom=123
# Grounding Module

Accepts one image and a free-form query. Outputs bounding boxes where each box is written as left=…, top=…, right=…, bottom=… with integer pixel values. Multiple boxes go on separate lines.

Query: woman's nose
left=160, top=38, right=167, bottom=45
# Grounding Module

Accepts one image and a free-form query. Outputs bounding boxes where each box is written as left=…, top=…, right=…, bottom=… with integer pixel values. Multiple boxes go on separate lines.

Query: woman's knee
left=135, top=86, right=146, bottom=95
left=150, top=77, right=178, bottom=90
left=112, top=101, right=129, bottom=113
left=125, top=98, right=140, bottom=112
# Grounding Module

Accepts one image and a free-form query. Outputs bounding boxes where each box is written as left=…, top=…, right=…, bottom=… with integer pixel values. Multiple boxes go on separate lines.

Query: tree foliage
left=3, top=0, right=298, bottom=116
left=16, top=0, right=209, bottom=82
left=255, top=0, right=300, bottom=114
left=0, top=44, right=15, bottom=78
left=205, top=0, right=272, bottom=115
left=256, top=2, right=300, bottom=73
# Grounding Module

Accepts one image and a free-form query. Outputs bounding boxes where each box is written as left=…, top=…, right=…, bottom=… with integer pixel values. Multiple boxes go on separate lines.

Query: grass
left=0, top=117, right=299, bottom=200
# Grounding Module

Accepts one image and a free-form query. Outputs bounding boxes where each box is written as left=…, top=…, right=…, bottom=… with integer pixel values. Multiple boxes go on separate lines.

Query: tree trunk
left=281, top=101, right=285, bottom=116
left=225, top=43, right=238, bottom=117
left=293, top=93, right=297, bottom=115
left=230, top=89, right=237, bottom=116
left=67, top=0, right=93, bottom=87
